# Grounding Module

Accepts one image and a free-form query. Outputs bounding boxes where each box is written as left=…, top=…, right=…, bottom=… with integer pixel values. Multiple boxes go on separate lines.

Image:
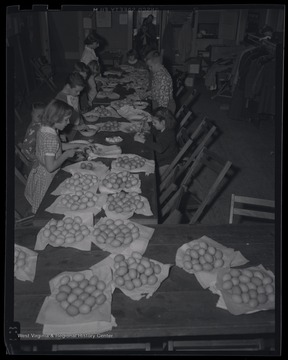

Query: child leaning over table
left=134, top=107, right=178, bottom=182
left=87, top=60, right=103, bottom=107
left=21, top=102, right=46, bottom=163
left=73, top=61, right=91, bottom=112
left=24, top=99, right=87, bottom=214
left=55, top=72, right=88, bottom=136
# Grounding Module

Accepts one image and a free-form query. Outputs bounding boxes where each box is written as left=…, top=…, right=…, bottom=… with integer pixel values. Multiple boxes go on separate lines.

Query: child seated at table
left=24, top=99, right=86, bottom=214
left=124, top=49, right=146, bottom=69
left=73, top=61, right=92, bottom=112
left=55, top=72, right=88, bottom=134
left=87, top=60, right=103, bottom=106
left=74, top=61, right=90, bottom=81
left=21, top=102, right=46, bottom=163
left=134, top=107, right=178, bottom=182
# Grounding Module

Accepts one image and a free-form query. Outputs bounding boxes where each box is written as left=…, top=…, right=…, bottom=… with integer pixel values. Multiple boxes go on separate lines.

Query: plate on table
left=79, top=125, right=99, bottom=137
left=105, top=136, right=123, bottom=144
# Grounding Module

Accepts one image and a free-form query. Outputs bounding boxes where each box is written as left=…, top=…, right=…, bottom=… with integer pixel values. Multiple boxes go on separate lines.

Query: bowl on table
left=79, top=125, right=99, bottom=137
left=133, top=101, right=149, bottom=110
left=83, top=113, right=99, bottom=123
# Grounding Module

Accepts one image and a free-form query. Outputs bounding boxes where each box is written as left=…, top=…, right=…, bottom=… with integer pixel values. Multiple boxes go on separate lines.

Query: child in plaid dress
left=24, top=99, right=85, bottom=213
left=21, top=102, right=46, bottom=162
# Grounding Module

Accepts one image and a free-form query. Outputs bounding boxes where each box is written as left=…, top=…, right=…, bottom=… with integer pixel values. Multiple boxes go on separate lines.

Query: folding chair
left=160, top=146, right=206, bottom=208
left=30, top=57, right=57, bottom=92
left=175, top=89, right=200, bottom=121
left=15, top=143, right=33, bottom=174
left=176, top=109, right=196, bottom=145
left=160, top=184, right=186, bottom=223
left=174, top=70, right=187, bottom=99
left=229, top=194, right=275, bottom=224
left=160, top=117, right=217, bottom=193
left=15, top=145, right=34, bottom=227
left=178, top=147, right=233, bottom=224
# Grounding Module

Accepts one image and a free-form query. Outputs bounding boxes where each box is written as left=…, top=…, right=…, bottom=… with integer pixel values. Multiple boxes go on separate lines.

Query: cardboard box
left=185, top=58, right=201, bottom=74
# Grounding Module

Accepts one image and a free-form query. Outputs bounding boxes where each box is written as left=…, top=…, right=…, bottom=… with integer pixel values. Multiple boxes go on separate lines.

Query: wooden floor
left=14, top=74, right=277, bottom=224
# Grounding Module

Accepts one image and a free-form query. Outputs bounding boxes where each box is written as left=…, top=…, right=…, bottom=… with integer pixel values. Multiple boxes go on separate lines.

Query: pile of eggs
left=59, top=191, right=99, bottom=211
left=63, top=173, right=98, bottom=192
left=14, top=248, right=27, bottom=271
left=93, top=105, right=113, bottom=117
left=113, top=252, right=161, bottom=290
left=56, top=273, right=107, bottom=316
left=102, top=171, right=139, bottom=191
left=100, top=121, right=120, bottom=132
left=114, top=155, right=146, bottom=171
left=42, top=217, right=90, bottom=246
left=92, top=218, right=140, bottom=248
left=106, top=191, right=144, bottom=213
left=80, top=162, right=94, bottom=170
left=182, top=241, right=224, bottom=272
left=221, top=268, right=275, bottom=308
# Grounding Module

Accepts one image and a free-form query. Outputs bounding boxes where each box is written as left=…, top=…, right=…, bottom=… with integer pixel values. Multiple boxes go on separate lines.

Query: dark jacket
left=144, top=127, right=178, bottom=167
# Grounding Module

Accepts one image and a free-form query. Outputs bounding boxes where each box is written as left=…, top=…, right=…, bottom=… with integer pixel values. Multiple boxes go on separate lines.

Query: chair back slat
left=234, top=195, right=275, bottom=208
left=189, top=160, right=232, bottom=224
left=161, top=185, right=186, bottom=218
left=163, top=209, right=183, bottom=224
left=161, top=115, right=208, bottom=182
left=229, top=194, right=275, bottom=224
left=233, top=208, right=275, bottom=220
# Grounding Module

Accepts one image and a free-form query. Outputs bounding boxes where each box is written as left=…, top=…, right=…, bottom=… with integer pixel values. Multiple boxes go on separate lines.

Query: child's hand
left=65, top=149, right=76, bottom=158
left=134, top=133, right=145, bottom=143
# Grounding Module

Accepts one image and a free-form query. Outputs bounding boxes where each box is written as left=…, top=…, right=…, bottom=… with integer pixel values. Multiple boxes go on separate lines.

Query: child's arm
left=44, top=149, right=75, bottom=173
left=61, top=143, right=87, bottom=151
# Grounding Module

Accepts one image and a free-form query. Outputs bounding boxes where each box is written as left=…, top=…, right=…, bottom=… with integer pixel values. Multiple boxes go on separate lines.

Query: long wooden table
left=33, top=84, right=158, bottom=227
left=13, top=224, right=276, bottom=352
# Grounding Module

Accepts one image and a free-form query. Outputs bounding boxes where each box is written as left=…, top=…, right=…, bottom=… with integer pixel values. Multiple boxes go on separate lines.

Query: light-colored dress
left=81, top=45, right=99, bottom=66
left=24, top=126, right=62, bottom=213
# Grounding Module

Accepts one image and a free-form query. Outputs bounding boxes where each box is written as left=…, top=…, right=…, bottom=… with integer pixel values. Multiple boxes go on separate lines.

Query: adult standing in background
left=146, top=14, right=158, bottom=49
left=136, top=17, right=158, bottom=60
left=145, top=50, right=176, bottom=114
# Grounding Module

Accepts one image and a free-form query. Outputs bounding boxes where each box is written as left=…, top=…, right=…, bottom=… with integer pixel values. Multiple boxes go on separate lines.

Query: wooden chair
left=160, top=146, right=206, bottom=208
left=15, top=144, right=34, bottom=226
left=176, top=110, right=196, bottom=146
left=30, top=57, right=57, bottom=92
left=160, top=184, right=186, bottom=223
left=229, top=194, right=275, bottom=224
left=181, top=147, right=233, bottom=224
left=160, top=117, right=217, bottom=193
left=175, top=89, right=200, bottom=121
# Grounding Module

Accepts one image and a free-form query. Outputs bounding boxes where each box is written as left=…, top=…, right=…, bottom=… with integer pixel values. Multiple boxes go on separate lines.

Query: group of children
left=21, top=31, right=179, bottom=216
left=22, top=32, right=104, bottom=214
